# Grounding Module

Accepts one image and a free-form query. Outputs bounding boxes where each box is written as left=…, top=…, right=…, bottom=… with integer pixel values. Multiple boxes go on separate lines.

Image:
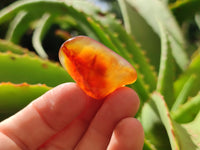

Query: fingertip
left=108, top=117, right=144, bottom=150
left=106, top=87, right=140, bottom=116
left=115, top=118, right=144, bottom=140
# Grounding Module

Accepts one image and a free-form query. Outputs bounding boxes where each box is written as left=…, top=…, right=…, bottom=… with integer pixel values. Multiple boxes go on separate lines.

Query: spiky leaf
left=182, top=111, right=200, bottom=149
left=141, top=92, right=199, bottom=149
left=0, top=82, right=51, bottom=120
left=0, top=39, right=35, bottom=56
left=172, top=74, right=196, bottom=112
left=6, top=11, right=30, bottom=44
left=123, top=0, right=189, bottom=71
left=172, top=92, right=200, bottom=123
left=156, top=23, right=174, bottom=108
left=32, top=13, right=52, bottom=58
left=174, top=53, right=200, bottom=99
left=0, top=52, right=73, bottom=86
left=118, top=0, right=161, bottom=70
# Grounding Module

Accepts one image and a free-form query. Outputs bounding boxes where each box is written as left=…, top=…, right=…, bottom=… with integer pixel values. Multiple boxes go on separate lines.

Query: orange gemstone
left=59, top=36, right=137, bottom=99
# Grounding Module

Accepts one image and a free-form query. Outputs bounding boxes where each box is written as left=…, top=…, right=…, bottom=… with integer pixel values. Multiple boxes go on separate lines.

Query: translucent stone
left=59, top=36, right=137, bottom=99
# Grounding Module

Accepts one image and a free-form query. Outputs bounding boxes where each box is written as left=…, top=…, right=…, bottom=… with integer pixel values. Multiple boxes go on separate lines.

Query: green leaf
left=151, top=93, right=179, bottom=150
left=86, top=17, right=119, bottom=54
left=170, top=0, right=200, bottom=24
left=172, top=121, right=198, bottom=150
left=141, top=95, right=173, bottom=149
left=0, top=0, right=67, bottom=24
left=118, top=0, right=161, bottom=71
left=0, top=39, right=35, bottom=56
left=0, top=52, right=73, bottom=87
left=32, top=13, right=52, bottom=58
left=5, top=11, right=30, bottom=44
left=0, top=82, right=51, bottom=113
left=174, top=53, right=200, bottom=99
left=195, top=13, right=200, bottom=30
left=123, top=0, right=189, bottom=71
left=0, top=82, right=51, bottom=121
left=182, top=111, right=200, bottom=149
left=171, top=74, right=196, bottom=112
left=172, top=92, right=200, bottom=123
left=143, top=139, right=157, bottom=150
left=156, top=23, right=174, bottom=108
left=141, top=92, right=199, bottom=149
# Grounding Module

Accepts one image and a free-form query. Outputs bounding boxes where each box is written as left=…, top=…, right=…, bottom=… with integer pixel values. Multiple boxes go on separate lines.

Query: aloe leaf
left=0, top=82, right=51, bottom=113
left=0, top=0, right=67, bottom=24
left=124, top=0, right=189, bottom=71
left=124, top=0, right=182, bottom=41
left=86, top=17, right=119, bottom=53
left=170, top=112, right=200, bottom=150
left=0, top=82, right=51, bottom=121
left=172, top=121, right=198, bottom=150
left=171, top=74, right=196, bottom=112
left=174, top=53, right=200, bottom=99
left=140, top=95, right=173, bottom=149
left=32, top=13, right=52, bottom=59
left=0, top=39, right=35, bottom=56
left=162, top=0, right=169, bottom=4
left=5, top=11, right=30, bottom=44
left=172, top=92, right=200, bottom=123
left=195, top=13, right=200, bottom=29
left=156, top=23, right=174, bottom=108
left=0, top=52, right=73, bottom=87
left=151, top=92, right=180, bottom=150
left=142, top=92, right=199, bottom=149
left=118, top=0, right=161, bottom=71
left=181, top=111, right=200, bottom=149
left=151, top=93, right=198, bottom=150
left=0, top=0, right=95, bottom=37
left=170, top=0, right=200, bottom=24
left=143, top=138, right=157, bottom=150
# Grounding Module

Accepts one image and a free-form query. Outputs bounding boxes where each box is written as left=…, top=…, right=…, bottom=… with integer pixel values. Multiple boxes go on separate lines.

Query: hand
left=0, top=83, right=144, bottom=150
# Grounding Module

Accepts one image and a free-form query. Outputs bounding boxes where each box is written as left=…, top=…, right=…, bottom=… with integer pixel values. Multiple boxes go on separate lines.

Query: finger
left=75, top=87, right=140, bottom=150
left=39, top=97, right=103, bottom=150
left=107, top=117, right=144, bottom=150
left=0, top=83, right=89, bottom=150
left=0, top=132, right=21, bottom=150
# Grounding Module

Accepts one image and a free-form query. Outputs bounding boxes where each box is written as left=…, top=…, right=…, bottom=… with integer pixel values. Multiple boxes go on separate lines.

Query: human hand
left=0, top=83, right=144, bottom=150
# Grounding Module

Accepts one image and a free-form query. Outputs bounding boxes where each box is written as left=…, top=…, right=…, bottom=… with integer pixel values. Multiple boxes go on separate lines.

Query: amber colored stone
left=59, top=36, right=137, bottom=99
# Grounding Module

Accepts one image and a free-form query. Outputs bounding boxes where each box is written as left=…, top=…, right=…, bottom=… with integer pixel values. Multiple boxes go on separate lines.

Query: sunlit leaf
left=123, top=0, right=189, bottom=70
left=0, top=52, right=73, bottom=86
left=156, top=23, right=174, bottom=108
left=0, top=82, right=51, bottom=120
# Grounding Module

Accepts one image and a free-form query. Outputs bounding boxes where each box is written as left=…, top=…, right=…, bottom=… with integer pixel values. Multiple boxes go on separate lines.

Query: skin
left=0, top=83, right=144, bottom=150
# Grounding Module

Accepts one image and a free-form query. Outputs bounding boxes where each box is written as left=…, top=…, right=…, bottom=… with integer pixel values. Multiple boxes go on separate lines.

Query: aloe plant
left=0, top=0, right=200, bottom=149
